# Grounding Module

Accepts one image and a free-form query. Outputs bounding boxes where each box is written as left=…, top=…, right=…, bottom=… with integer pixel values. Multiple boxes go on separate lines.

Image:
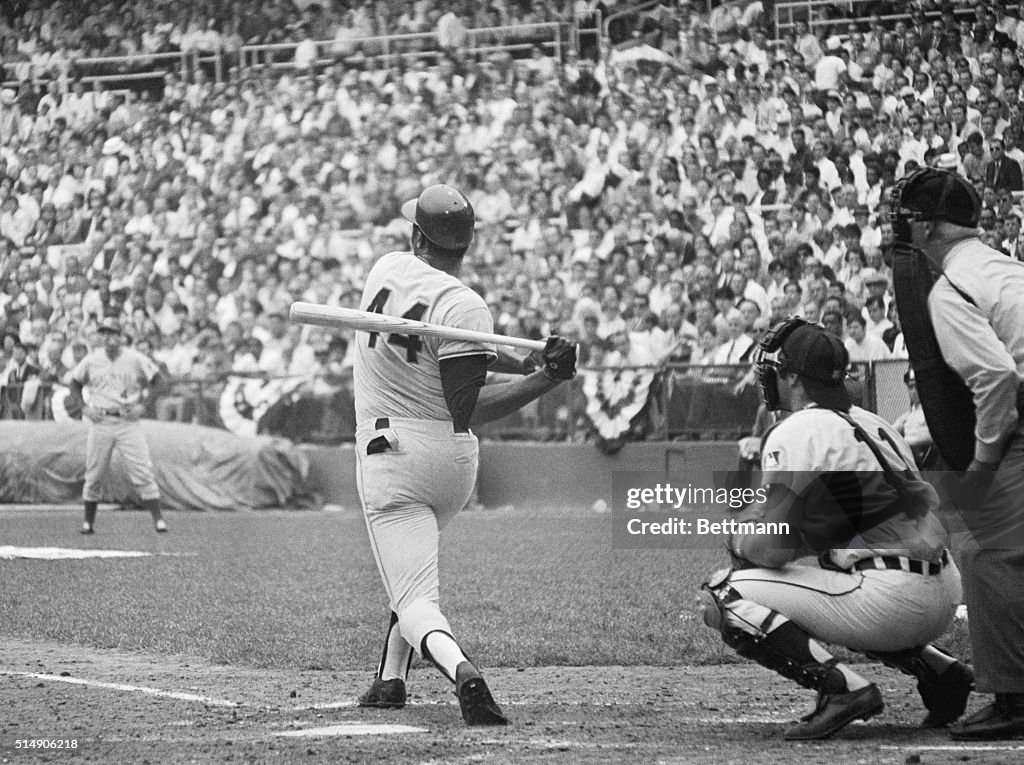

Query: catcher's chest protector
left=891, top=246, right=976, bottom=471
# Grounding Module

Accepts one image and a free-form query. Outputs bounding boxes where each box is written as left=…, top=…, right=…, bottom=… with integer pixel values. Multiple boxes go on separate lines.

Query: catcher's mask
left=888, top=167, right=981, bottom=244
left=756, top=317, right=850, bottom=412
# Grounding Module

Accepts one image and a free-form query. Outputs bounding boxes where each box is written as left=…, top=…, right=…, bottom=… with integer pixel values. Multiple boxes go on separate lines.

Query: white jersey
left=761, top=405, right=946, bottom=568
left=353, top=251, right=497, bottom=424
left=70, top=347, right=159, bottom=410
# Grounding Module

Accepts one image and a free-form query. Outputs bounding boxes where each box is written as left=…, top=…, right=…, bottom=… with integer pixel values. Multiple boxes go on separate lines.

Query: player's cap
left=97, top=317, right=122, bottom=334
left=401, top=184, right=475, bottom=251
left=781, top=323, right=851, bottom=409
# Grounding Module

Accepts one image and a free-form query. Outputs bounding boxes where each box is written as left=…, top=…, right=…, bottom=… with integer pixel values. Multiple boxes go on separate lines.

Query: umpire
left=890, top=167, right=1024, bottom=740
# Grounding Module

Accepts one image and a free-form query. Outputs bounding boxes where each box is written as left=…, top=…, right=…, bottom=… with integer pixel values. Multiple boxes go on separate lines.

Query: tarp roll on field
left=0, top=421, right=314, bottom=511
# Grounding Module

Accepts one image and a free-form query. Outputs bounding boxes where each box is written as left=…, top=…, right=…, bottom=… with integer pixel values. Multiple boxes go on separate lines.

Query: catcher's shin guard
left=701, top=575, right=846, bottom=693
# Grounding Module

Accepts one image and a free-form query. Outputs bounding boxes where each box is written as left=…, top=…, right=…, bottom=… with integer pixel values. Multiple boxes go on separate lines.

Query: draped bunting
left=581, top=368, right=658, bottom=454
left=218, top=376, right=308, bottom=437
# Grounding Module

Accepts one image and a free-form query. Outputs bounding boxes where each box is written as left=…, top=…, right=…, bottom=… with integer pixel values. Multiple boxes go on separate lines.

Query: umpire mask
left=888, top=167, right=981, bottom=245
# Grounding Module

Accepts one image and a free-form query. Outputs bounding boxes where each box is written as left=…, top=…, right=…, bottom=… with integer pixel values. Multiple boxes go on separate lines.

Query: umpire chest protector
left=889, top=168, right=978, bottom=472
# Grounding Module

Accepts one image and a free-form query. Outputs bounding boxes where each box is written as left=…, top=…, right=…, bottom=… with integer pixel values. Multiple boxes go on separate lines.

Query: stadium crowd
left=1, top=0, right=1022, bottom=435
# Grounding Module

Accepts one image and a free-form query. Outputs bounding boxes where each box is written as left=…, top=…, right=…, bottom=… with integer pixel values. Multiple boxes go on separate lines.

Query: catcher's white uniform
left=702, top=402, right=972, bottom=739
left=728, top=405, right=961, bottom=649
left=353, top=250, right=495, bottom=664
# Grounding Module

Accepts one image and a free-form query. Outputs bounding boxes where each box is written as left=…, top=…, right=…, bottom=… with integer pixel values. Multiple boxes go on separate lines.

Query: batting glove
left=540, top=336, right=578, bottom=381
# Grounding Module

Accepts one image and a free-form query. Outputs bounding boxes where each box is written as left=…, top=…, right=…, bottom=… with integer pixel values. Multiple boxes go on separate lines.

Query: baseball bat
left=289, top=302, right=548, bottom=352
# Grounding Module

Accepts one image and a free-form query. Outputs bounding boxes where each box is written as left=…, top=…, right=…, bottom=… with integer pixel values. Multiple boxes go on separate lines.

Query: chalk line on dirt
left=881, top=745, right=1024, bottom=752
left=275, top=723, right=428, bottom=737
left=0, top=670, right=240, bottom=707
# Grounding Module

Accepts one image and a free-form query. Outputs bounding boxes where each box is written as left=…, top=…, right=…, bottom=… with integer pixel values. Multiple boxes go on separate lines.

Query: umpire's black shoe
left=921, top=661, right=974, bottom=728
left=455, top=661, right=508, bottom=726
left=949, top=693, right=1024, bottom=740
left=784, top=684, right=884, bottom=740
left=357, top=677, right=406, bottom=709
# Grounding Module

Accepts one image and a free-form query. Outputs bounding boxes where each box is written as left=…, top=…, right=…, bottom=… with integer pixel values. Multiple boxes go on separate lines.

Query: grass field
left=0, top=504, right=970, bottom=671
left=0, top=505, right=742, bottom=670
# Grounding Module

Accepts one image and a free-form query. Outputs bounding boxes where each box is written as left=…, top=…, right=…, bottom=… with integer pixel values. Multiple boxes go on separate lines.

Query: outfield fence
left=0, top=358, right=911, bottom=444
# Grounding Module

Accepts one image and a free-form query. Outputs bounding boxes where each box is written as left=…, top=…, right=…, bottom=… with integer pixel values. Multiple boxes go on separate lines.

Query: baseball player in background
left=699, top=318, right=972, bottom=740
left=352, top=184, right=576, bottom=725
left=890, top=167, right=1024, bottom=740
left=68, top=316, right=167, bottom=534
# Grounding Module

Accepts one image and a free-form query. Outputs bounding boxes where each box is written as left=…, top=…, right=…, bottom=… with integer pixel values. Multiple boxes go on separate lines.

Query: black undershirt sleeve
left=439, top=354, right=490, bottom=432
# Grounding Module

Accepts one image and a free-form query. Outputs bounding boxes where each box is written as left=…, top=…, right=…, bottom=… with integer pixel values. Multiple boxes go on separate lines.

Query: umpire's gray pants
left=958, top=425, right=1024, bottom=694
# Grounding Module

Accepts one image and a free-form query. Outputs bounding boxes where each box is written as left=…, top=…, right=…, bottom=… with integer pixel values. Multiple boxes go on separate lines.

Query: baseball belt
left=851, top=549, right=951, bottom=576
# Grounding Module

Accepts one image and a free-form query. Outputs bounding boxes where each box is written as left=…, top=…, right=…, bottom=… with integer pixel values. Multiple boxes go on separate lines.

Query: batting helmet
left=401, top=184, right=475, bottom=251
left=889, top=167, right=981, bottom=243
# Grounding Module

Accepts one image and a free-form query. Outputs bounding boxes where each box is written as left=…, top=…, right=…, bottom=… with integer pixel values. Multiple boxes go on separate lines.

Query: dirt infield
left=2, top=638, right=1020, bottom=764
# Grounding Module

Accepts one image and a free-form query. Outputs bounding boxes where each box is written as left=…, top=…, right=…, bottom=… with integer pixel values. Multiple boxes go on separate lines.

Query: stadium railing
left=237, top=22, right=566, bottom=71
left=772, top=0, right=981, bottom=39
left=2, top=49, right=199, bottom=90
left=2, top=20, right=571, bottom=91
left=3, top=359, right=912, bottom=445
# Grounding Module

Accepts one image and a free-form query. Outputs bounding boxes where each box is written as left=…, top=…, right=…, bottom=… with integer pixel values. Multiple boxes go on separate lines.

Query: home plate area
left=3, top=642, right=1017, bottom=764
left=275, top=723, right=428, bottom=737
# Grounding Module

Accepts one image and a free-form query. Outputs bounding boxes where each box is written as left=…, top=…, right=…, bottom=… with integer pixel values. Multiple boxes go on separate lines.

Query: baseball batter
left=699, top=318, right=972, bottom=740
left=69, top=317, right=167, bottom=534
left=352, top=184, right=576, bottom=725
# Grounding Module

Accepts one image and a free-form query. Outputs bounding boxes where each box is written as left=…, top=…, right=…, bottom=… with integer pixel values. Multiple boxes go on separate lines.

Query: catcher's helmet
left=401, top=184, right=475, bottom=251
left=756, top=317, right=850, bottom=411
left=889, top=167, right=981, bottom=242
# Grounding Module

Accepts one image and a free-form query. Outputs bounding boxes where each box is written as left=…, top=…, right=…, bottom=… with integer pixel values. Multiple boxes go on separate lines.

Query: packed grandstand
left=0, top=0, right=1014, bottom=444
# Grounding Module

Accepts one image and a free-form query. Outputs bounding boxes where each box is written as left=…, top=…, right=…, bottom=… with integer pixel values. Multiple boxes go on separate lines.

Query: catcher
left=698, top=318, right=972, bottom=740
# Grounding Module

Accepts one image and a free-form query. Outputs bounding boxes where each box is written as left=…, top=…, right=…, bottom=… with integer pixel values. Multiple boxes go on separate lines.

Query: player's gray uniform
left=70, top=346, right=161, bottom=503
left=354, top=250, right=496, bottom=654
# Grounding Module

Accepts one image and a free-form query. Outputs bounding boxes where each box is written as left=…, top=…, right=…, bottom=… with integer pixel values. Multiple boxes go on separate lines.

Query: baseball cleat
left=80, top=522, right=94, bottom=535
left=783, top=684, right=884, bottom=740
left=949, top=693, right=1024, bottom=740
left=358, top=677, right=406, bottom=709
left=155, top=519, right=168, bottom=533
left=455, top=661, right=508, bottom=726
left=920, top=661, right=974, bottom=728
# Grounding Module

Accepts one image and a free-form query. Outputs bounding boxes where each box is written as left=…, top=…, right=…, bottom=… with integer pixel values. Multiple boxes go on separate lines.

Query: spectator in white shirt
left=710, top=308, right=755, bottom=365
left=844, top=312, right=891, bottom=362
left=863, top=295, right=893, bottom=338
